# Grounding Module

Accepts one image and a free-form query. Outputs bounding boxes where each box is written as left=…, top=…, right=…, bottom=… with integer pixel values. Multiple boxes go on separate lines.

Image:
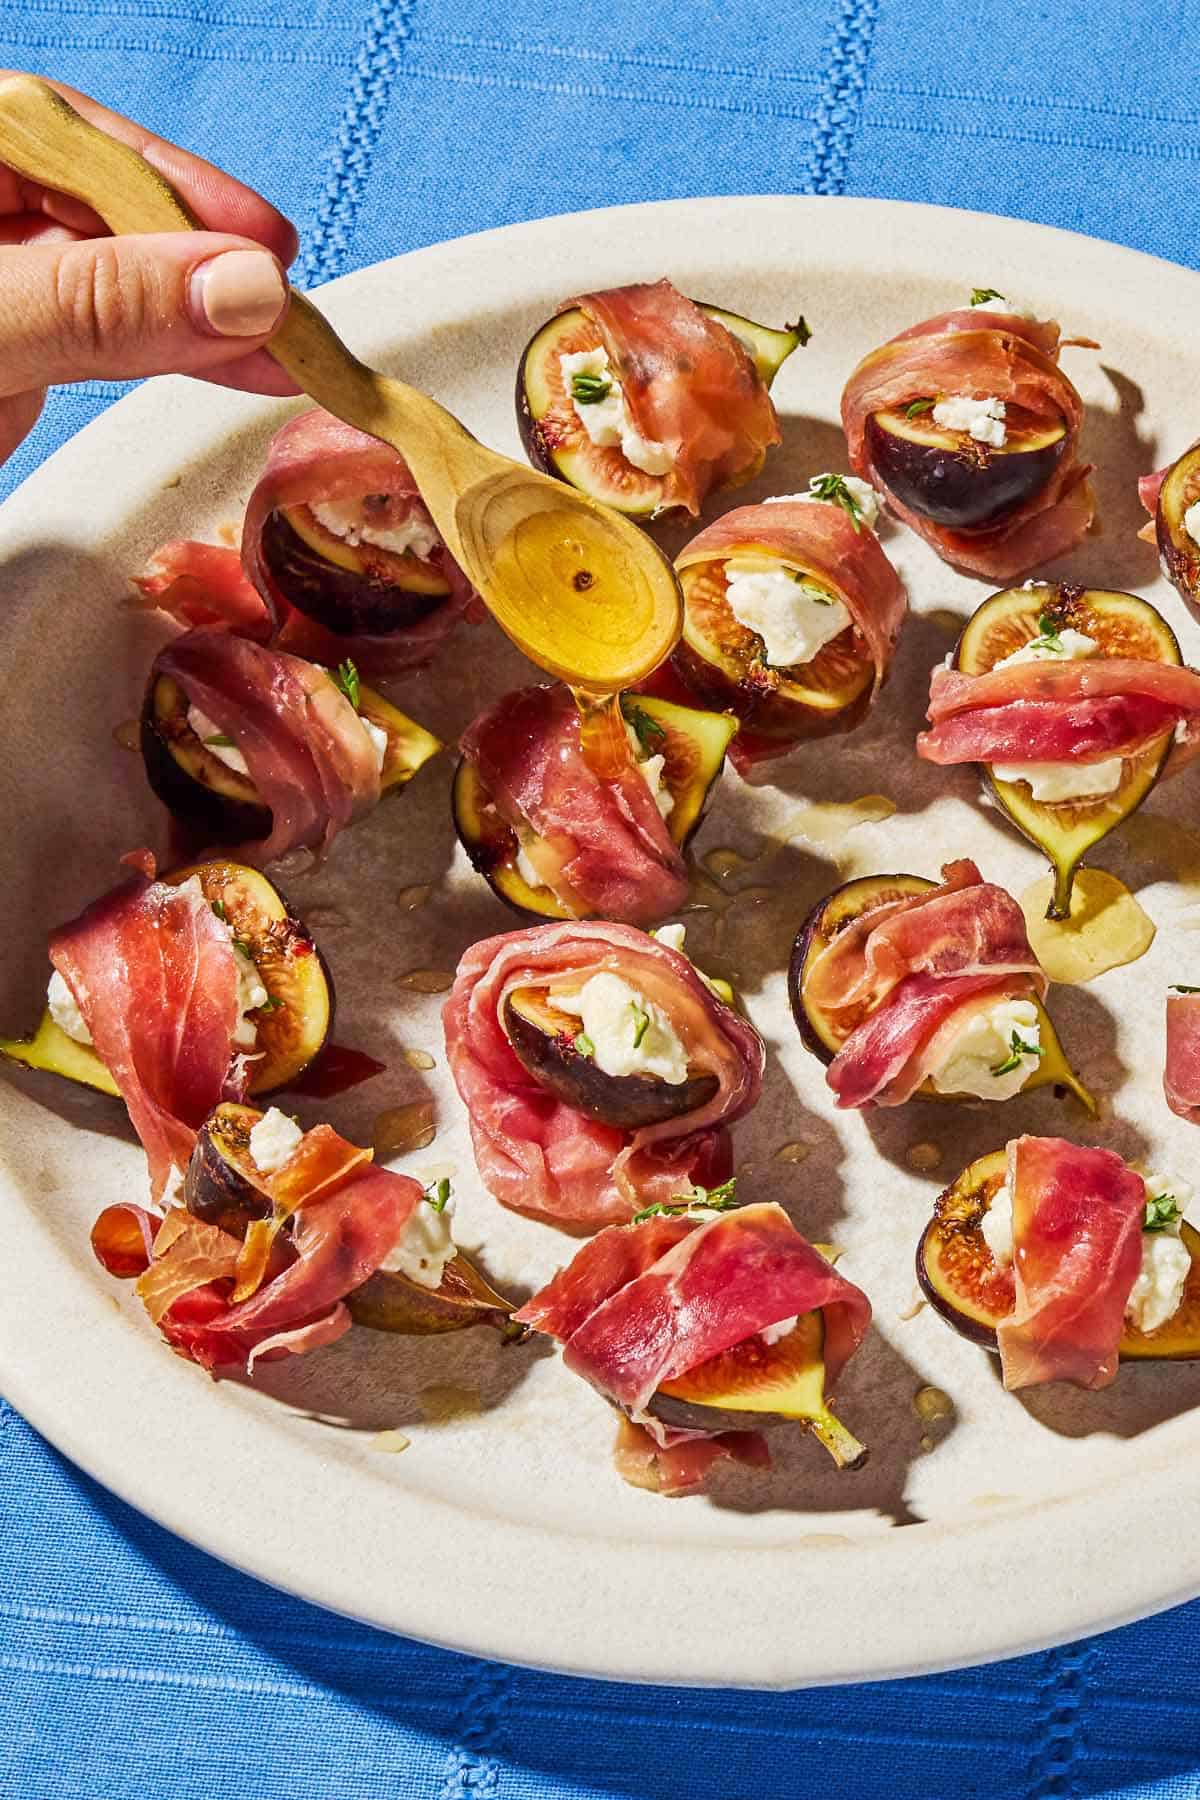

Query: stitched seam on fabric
left=0, top=1596, right=405, bottom=1658
left=438, top=1659, right=513, bottom=1800
left=0, top=1651, right=326, bottom=1700
left=805, top=0, right=881, bottom=195
left=865, top=114, right=1200, bottom=164
left=1025, top=1642, right=1098, bottom=1799
left=0, top=28, right=350, bottom=66
left=410, top=30, right=820, bottom=89
left=393, top=61, right=815, bottom=125
left=296, top=0, right=418, bottom=288
left=8, top=0, right=361, bottom=29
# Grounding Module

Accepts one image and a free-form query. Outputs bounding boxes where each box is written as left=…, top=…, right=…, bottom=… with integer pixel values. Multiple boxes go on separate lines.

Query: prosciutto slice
left=443, top=921, right=764, bottom=1228
left=133, top=541, right=271, bottom=638
left=92, top=1123, right=421, bottom=1372
left=1165, top=990, right=1200, bottom=1123
left=49, top=872, right=242, bottom=1202
left=918, top=658, right=1200, bottom=767
left=519, top=1203, right=870, bottom=1412
left=996, top=1135, right=1145, bottom=1390
left=813, top=861, right=1046, bottom=1109
left=460, top=684, right=688, bottom=924
left=153, top=626, right=381, bottom=864
left=675, top=496, right=907, bottom=697
left=841, top=310, right=1092, bottom=579
left=573, top=280, right=782, bottom=514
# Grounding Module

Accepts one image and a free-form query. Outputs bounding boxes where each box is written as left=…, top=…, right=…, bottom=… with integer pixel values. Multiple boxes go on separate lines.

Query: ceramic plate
left=4, top=197, right=1200, bottom=1688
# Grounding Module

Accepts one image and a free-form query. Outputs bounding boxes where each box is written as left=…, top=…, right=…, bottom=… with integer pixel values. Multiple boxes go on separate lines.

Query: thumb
left=0, top=231, right=289, bottom=395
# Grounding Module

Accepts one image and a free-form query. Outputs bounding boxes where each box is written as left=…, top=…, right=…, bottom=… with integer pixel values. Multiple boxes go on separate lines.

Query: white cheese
left=514, top=840, right=543, bottom=888
left=623, top=721, right=674, bottom=819
left=1184, top=500, right=1200, bottom=548
left=310, top=496, right=439, bottom=562
left=380, top=1193, right=457, bottom=1290
left=554, top=972, right=688, bottom=1083
left=981, top=1182, right=1014, bottom=1266
left=559, top=346, right=673, bottom=477
left=651, top=923, right=687, bottom=955
left=760, top=1315, right=798, bottom=1347
left=929, top=995, right=1042, bottom=1102
left=187, top=704, right=250, bottom=776
left=248, top=1106, right=303, bottom=1174
left=361, top=716, right=388, bottom=771
left=231, top=945, right=270, bottom=1049
left=931, top=394, right=1008, bottom=448
left=724, top=557, right=850, bottom=669
left=968, top=291, right=1037, bottom=319
left=47, top=968, right=92, bottom=1045
left=764, top=475, right=880, bottom=531
left=990, top=757, right=1124, bottom=803
left=994, top=628, right=1099, bottom=669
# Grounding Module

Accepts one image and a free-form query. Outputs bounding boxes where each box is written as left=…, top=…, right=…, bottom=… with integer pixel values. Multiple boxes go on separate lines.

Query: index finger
left=0, top=72, right=299, bottom=265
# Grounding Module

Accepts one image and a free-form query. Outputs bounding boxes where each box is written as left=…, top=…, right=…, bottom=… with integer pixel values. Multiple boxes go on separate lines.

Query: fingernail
left=191, top=250, right=286, bottom=338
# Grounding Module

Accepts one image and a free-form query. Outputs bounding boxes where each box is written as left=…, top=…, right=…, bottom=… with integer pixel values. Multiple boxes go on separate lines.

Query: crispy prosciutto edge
left=49, top=864, right=244, bottom=1203
left=516, top=1203, right=871, bottom=1491
left=1165, top=991, right=1200, bottom=1124
left=810, top=861, right=1047, bottom=1110
left=841, top=309, right=1092, bottom=580
left=571, top=280, right=782, bottom=514
left=458, top=683, right=688, bottom=924
left=153, top=626, right=381, bottom=865
left=995, top=1135, right=1145, bottom=1390
left=90, top=1120, right=422, bottom=1372
left=917, top=658, right=1200, bottom=767
left=442, top=920, right=765, bottom=1229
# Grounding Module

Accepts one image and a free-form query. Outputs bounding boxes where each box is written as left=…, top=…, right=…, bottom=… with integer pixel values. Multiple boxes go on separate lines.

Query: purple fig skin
left=259, top=509, right=446, bottom=638
left=865, top=413, right=1066, bottom=531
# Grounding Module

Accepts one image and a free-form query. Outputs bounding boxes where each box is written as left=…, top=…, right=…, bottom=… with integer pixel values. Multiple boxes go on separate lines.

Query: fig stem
left=811, top=1406, right=868, bottom=1470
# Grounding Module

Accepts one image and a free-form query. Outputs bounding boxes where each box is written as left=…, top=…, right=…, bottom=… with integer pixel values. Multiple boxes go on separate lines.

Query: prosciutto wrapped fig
left=789, top=860, right=1091, bottom=1111
left=516, top=1198, right=870, bottom=1493
left=841, top=295, right=1093, bottom=578
left=517, top=279, right=802, bottom=516
left=917, top=582, right=1196, bottom=917
left=142, top=628, right=439, bottom=863
left=442, top=920, right=764, bottom=1229
left=452, top=684, right=735, bottom=924
left=90, top=1102, right=522, bottom=1372
left=917, top=1137, right=1200, bottom=1387
left=1138, top=442, right=1200, bottom=617
left=665, top=476, right=906, bottom=769
left=1, top=858, right=331, bottom=1202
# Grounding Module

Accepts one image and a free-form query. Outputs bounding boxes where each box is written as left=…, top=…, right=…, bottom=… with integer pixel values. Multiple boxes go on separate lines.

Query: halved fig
left=649, top=1308, right=867, bottom=1468
left=865, top=406, right=1067, bottom=530
left=452, top=693, right=736, bottom=923
left=188, top=1101, right=524, bottom=1337
left=1, top=861, right=332, bottom=1101
left=674, top=558, right=872, bottom=750
left=502, top=986, right=718, bottom=1128
left=258, top=502, right=450, bottom=637
left=787, top=872, right=1094, bottom=1109
left=1153, top=442, right=1200, bottom=613
left=142, top=669, right=441, bottom=845
left=955, top=583, right=1180, bottom=920
left=516, top=302, right=801, bottom=516
left=917, top=1148, right=1200, bottom=1360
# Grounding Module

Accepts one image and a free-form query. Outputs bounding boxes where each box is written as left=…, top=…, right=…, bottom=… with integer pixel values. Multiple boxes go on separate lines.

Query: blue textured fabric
left=2, top=4, right=1199, bottom=1795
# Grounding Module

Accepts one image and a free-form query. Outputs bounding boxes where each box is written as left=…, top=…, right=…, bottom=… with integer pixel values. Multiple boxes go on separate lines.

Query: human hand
left=0, top=74, right=301, bottom=463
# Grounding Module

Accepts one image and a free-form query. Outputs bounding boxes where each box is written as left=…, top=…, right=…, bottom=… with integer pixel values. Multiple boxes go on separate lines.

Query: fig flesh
left=502, top=986, right=718, bottom=1129
left=259, top=503, right=450, bottom=637
left=954, top=583, right=1179, bottom=920
left=1153, top=442, right=1200, bottom=616
left=865, top=407, right=1066, bottom=530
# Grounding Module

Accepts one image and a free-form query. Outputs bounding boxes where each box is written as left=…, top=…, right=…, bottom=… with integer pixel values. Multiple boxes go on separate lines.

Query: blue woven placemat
left=3, top=4, right=1199, bottom=1795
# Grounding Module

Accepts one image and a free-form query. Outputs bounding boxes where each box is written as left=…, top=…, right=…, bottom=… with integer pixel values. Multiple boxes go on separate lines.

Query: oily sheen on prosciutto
left=459, top=683, right=688, bottom=924
left=516, top=1204, right=870, bottom=1492
left=917, top=658, right=1200, bottom=767
left=153, top=627, right=381, bottom=864
left=1165, top=990, right=1200, bottom=1124
left=91, top=1122, right=421, bottom=1372
left=572, top=280, right=782, bottom=514
left=49, top=871, right=243, bottom=1202
left=995, top=1135, right=1146, bottom=1390
left=841, top=308, right=1092, bottom=580
left=811, top=861, right=1047, bottom=1109
left=443, top=921, right=764, bottom=1228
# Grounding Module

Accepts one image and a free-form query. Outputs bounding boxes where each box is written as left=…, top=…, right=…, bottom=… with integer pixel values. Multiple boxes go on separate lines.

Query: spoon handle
left=0, top=74, right=468, bottom=471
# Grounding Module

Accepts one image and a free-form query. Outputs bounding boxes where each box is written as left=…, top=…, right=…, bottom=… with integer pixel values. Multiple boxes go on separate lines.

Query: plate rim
left=4, top=192, right=1200, bottom=1689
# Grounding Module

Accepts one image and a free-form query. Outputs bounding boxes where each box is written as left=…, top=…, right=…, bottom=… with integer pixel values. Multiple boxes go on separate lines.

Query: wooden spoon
left=0, top=74, right=682, bottom=691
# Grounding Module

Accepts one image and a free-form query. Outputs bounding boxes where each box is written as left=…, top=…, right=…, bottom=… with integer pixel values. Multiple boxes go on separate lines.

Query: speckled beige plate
left=3, top=197, right=1200, bottom=1688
